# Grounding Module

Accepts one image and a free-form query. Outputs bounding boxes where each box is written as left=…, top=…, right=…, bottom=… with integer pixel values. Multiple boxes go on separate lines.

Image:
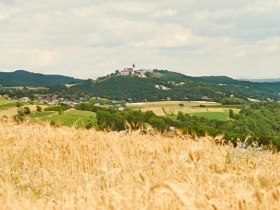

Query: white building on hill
left=120, top=68, right=135, bottom=75
left=119, top=64, right=155, bottom=76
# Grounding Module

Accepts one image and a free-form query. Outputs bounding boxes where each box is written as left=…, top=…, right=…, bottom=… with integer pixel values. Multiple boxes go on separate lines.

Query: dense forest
left=0, top=70, right=80, bottom=87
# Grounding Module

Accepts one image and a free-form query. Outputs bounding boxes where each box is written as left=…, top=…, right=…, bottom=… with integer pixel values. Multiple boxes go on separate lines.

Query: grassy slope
left=0, top=99, right=97, bottom=127
left=0, top=121, right=279, bottom=209
left=0, top=99, right=20, bottom=110
left=43, top=110, right=97, bottom=127
left=192, top=112, right=229, bottom=121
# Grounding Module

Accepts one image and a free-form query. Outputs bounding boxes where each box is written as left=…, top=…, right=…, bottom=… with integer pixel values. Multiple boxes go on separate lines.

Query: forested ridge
left=1, top=69, right=280, bottom=103
left=0, top=70, right=80, bottom=87
left=51, top=70, right=280, bottom=102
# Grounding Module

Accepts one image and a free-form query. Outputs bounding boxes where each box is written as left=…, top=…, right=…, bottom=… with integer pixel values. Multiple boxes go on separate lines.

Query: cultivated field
left=43, top=109, right=97, bottom=127
left=0, top=99, right=97, bottom=127
left=0, top=105, right=48, bottom=117
left=127, top=101, right=217, bottom=109
left=128, top=101, right=241, bottom=121
left=0, top=120, right=279, bottom=209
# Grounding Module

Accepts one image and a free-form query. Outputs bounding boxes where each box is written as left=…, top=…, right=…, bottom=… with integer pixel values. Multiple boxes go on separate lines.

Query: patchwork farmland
left=127, top=101, right=241, bottom=121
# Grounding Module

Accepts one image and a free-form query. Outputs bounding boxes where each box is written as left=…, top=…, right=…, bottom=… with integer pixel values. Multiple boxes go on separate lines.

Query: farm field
left=0, top=99, right=24, bottom=111
left=127, top=101, right=217, bottom=109
left=127, top=101, right=241, bottom=121
left=0, top=98, right=16, bottom=105
left=42, top=109, right=97, bottom=127
left=192, top=112, right=229, bottom=121
left=0, top=121, right=280, bottom=209
left=0, top=99, right=97, bottom=128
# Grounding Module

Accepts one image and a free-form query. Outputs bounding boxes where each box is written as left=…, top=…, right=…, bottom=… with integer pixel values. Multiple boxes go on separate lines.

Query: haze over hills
left=245, top=78, right=280, bottom=83
left=0, top=70, right=80, bottom=87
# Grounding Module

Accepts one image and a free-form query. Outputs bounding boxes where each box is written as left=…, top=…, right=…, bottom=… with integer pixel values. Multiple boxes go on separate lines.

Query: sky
left=0, top=0, right=280, bottom=79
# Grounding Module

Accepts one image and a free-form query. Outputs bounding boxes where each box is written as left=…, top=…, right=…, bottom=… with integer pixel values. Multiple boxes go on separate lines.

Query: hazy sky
left=0, top=0, right=280, bottom=79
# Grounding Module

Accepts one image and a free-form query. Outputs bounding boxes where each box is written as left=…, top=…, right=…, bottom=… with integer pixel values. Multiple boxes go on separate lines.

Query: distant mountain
left=245, top=78, right=280, bottom=83
left=0, top=70, right=81, bottom=87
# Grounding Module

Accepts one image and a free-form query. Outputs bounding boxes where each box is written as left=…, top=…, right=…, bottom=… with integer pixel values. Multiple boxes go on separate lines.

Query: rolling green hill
left=1, top=69, right=280, bottom=102
left=0, top=70, right=80, bottom=87
left=61, top=70, right=280, bottom=102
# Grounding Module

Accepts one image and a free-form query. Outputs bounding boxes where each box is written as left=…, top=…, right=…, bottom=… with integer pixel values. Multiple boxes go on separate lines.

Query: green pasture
left=44, top=110, right=97, bottom=128
left=31, top=111, right=54, bottom=118
left=0, top=99, right=27, bottom=110
left=192, top=112, right=229, bottom=121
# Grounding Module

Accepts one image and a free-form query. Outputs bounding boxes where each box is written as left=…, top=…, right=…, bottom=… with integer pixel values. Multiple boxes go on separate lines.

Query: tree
left=149, top=117, right=167, bottom=132
left=229, top=109, right=235, bottom=119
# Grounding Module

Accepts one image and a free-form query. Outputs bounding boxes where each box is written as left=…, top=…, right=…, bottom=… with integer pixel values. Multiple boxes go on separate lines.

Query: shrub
left=36, top=105, right=42, bottom=112
left=23, top=107, right=31, bottom=115
left=16, top=101, right=22, bottom=107
left=85, top=120, right=93, bottom=129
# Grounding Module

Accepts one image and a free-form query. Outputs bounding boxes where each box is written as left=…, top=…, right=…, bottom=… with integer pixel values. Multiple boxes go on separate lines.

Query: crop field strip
left=44, top=110, right=97, bottom=127
left=128, top=101, right=241, bottom=121
left=0, top=121, right=280, bottom=209
left=0, top=99, right=97, bottom=127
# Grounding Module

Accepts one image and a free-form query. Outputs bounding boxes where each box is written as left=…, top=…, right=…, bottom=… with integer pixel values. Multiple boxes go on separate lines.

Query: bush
left=14, top=114, right=24, bottom=122
left=17, top=108, right=24, bottom=116
left=36, top=105, right=42, bottom=112
left=23, top=107, right=31, bottom=115
left=85, top=120, right=93, bottom=129
left=50, top=120, right=57, bottom=127
left=16, top=102, right=22, bottom=107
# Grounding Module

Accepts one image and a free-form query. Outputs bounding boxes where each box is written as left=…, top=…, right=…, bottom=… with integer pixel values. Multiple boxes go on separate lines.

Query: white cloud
left=246, top=0, right=280, bottom=11
left=0, top=0, right=279, bottom=79
left=37, top=51, right=57, bottom=66
left=154, top=9, right=177, bottom=17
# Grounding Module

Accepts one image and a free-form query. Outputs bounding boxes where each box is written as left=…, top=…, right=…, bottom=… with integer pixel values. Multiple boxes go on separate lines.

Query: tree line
left=76, top=102, right=280, bottom=151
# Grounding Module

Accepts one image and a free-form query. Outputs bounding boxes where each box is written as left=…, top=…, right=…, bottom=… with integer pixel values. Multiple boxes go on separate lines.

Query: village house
left=20, top=97, right=31, bottom=102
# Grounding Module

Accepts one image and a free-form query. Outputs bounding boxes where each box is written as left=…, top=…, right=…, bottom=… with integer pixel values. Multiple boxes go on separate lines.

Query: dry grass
left=0, top=105, right=48, bottom=117
left=127, top=101, right=218, bottom=108
left=0, top=120, right=280, bottom=209
left=141, top=107, right=166, bottom=116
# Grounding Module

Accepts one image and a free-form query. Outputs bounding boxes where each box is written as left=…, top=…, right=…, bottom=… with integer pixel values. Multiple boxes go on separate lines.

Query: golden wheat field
left=0, top=121, right=280, bottom=210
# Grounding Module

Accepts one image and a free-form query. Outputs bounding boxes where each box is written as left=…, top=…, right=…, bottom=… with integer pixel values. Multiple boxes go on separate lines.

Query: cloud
left=154, top=9, right=177, bottom=17
left=38, top=51, right=57, bottom=66
left=0, top=0, right=279, bottom=79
